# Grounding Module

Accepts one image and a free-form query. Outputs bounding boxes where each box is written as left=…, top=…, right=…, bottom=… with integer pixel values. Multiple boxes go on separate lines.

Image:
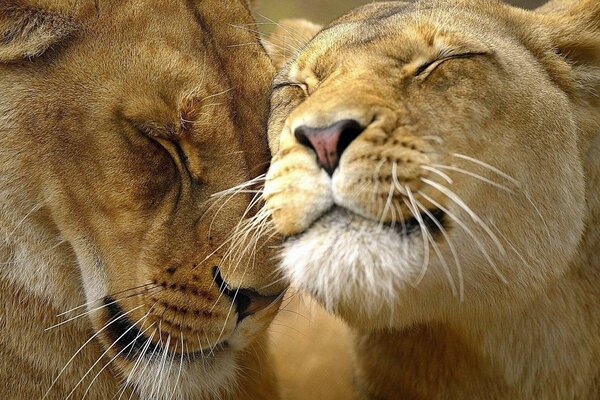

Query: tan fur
left=265, top=0, right=600, bottom=398
left=269, top=294, right=357, bottom=400
left=0, top=0, right=285, bottom=399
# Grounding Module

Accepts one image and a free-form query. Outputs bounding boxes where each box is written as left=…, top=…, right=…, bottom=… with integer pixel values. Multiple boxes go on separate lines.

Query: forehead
left=293, top=1, right=506, bottom=70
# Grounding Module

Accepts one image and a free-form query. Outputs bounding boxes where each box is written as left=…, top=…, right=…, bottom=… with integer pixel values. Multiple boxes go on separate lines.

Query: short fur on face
left=0, top=0, right=285, bottom=399
left=264, top=0, right=600, bottom=398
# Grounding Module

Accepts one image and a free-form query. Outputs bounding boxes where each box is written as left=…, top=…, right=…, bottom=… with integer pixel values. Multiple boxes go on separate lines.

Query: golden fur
left=0, top=0, right=285, bottom=399
left=265, top=0, right=600, bottom=398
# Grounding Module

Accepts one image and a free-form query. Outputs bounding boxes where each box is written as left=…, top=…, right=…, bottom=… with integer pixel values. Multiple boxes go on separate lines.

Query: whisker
left=431, top=163, right=515, bottom=194
left=414, top=197, right=461, bottom=299
left=132, top=325, right=163, bottom=400
left=169, top=332, right=185, bottom=400
left=82, top=319, right=156, bottom=400
left=65, top=308, right=154, bottom=400
left=402, top=194, right=430, bottom=288
left=392, top=163, right=410, bottom=256
left=200, top=88, right=233, bottom=103
left=421, top=165, right=454, bottom=185
left=116, top=329, right=157, bottom=400
left=256, top=13, right=312, bottom=47
left=46, top=286, right=161, bottom=331
left=57, top=283, right=157, bottom=317
left=452, top=153, right=520, bottom=186
left=419, top=191, right=508, bottom=284
left=43, top=304, right=144, bottom=400
left=422, top=178, right=506, bottom=256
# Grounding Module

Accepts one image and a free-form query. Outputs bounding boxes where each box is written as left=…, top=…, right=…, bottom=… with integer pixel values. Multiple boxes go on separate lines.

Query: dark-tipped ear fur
left=0, top=1, right=78, bottom=63
left=538, top=0, right=600, bottom=92
left=533, top=0, right=600, bottom=139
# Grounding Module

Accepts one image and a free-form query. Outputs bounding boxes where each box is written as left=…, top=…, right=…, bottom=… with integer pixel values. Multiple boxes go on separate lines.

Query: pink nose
left=294, top=119, right=364, bottom=175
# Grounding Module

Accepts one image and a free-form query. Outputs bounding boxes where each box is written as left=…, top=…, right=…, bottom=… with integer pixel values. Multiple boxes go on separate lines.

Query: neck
left=0, top=150, right=124, bottom=398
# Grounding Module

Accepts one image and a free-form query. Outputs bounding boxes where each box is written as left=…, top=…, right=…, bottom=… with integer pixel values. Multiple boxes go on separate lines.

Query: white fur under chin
left=128, top=351, right=238, bottom=400
left=280, top=208, right=423, bottom=321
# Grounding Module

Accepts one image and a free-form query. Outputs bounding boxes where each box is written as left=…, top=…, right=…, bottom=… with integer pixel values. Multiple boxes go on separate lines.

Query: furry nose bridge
left=294, top=119, right=364, bottom=175
left=213, top=268, right=280, bottom=322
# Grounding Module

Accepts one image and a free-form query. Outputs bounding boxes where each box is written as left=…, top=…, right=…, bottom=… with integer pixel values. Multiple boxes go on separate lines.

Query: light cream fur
left=265, top=0, right=600, bottom=398
left=0, top=0, right=285, bottom=399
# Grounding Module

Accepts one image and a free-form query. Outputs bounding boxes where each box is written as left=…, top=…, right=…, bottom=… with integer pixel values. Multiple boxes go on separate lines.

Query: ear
left=0, top=2, right=79, bottom=63
left=538, top=0, right=600, bottom=101
left=263, top=19, right=322, bottom=69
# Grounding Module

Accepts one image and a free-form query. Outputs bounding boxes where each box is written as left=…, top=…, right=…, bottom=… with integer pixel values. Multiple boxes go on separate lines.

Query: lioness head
left=0, top=0, right=285, bottom=398
left=264, top=0, right=600, bottom=329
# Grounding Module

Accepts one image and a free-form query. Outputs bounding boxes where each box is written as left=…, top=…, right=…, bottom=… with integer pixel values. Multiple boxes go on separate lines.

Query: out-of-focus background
left=256, top=0, right=546, bottom=28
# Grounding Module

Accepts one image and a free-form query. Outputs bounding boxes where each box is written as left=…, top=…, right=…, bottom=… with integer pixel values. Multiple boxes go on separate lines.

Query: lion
left=0, top=0, right=287, bottom=399
left=263, top=0, right=600, bottom=398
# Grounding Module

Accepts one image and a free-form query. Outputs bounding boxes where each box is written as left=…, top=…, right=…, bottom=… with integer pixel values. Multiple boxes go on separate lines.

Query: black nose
left=294, top=119, right=364, bottom=175
left=213, top=267, right=282, bottom=322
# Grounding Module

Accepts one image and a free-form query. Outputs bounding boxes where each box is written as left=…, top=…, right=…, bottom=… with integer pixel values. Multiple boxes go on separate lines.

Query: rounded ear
left=538, top=0, right=600, bottom=99
left=0, top=1, right=82, bottom=63
left=263, top=19, right=322, bottom=69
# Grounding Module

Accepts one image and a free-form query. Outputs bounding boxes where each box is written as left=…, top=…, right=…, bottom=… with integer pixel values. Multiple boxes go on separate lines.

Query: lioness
left=264, top=0, right=600, bottom=398
left=0, top=0, right=285, bottom=399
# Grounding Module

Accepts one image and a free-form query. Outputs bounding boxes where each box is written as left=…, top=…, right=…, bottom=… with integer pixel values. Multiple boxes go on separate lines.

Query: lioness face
left=265, top=0, right=593, bottom=328
left=4, top=0, right=284, bottom=397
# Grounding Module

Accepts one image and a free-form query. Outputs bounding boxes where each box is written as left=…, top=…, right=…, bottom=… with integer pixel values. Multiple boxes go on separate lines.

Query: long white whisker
left=64, top=307, right=152, bottom=400
left=431, top=164, right=515, bottom=194
left=421, top=165, right=454, bottom=184
left=402, top=192, right=430, bottom=287
left=117, top=329, right=157, bottom=400
left=57, top=283, right=156, bottom=317
left=414, top=198, right=461, bottom=300
left=47, top=287, right=160, bottom=330
left=169, top=332, right=185, bottom=400
left=82, top=319, right=156, bottom=400
left=419, top=191, right=508, bottom=284
left=42, top=304, right=144, bottom=400
left=422, top=178, right=506, bottom=256
left=200, top=88, right=233, bottom=103
left=452, top=153, right=520, bottom=186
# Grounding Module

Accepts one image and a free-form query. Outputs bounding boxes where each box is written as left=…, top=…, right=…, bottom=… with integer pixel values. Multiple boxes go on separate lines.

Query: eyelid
left=415, top=51, right=487, bottom=77
left=130, top=119, right=176, bottom=139
left=272, top=82, right=308, bottom=91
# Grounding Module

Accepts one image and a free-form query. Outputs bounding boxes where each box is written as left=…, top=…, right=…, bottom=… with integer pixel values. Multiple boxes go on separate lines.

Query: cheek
left=268, top=92, right=305, bottom=153
left=264, top=148, right=334, bottom=236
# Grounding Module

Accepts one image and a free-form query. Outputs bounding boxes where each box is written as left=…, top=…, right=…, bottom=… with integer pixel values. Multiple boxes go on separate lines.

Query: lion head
left=0, top=0, right=285, bottom=398
left=264, top=0, right=600, bottom=332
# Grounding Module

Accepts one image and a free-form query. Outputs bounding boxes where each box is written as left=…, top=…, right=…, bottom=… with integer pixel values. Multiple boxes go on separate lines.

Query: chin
left=132, top=351, right=238, bottom=400
left=279, top=207, right=441, bottom=329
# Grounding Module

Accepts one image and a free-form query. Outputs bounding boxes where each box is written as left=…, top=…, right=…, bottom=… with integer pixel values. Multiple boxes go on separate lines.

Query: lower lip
left=104, top=298, right=229, bottom=361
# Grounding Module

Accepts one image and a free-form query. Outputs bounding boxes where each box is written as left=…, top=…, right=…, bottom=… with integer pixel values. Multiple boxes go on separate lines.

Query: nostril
left=294, top=126, right=314, bottom=150
left=294, top=119, right=364, bottom=175
left=336, top=119, right=364, bottom=158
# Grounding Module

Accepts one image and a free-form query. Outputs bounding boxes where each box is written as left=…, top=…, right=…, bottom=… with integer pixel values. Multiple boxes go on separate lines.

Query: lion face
left=1, top=0, right=284, bottom=398
left=265, top=0, right=600, bottom=329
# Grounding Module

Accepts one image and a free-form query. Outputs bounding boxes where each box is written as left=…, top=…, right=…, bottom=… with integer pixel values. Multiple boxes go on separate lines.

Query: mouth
left=389, top=207, right=446, bottom=237
left=287, top=206, right=446, bottom=240
left=104, top=299, right=228, bottom=361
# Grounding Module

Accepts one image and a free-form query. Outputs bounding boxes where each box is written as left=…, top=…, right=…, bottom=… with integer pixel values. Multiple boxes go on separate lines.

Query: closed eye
left=128, top=120, right=193, bottom=175
left=272, top=82, right=309, bottom=95
left=415, top=52, right=487, bottom=77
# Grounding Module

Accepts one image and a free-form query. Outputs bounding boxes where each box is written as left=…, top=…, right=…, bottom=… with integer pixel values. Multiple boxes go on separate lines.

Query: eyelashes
left=272, top=82, right=309, bottom=96
left=414, top=52, right=487, bottom=78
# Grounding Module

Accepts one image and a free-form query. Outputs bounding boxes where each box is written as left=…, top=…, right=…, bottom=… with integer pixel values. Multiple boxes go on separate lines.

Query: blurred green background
left=256, top=0, right=546, bottom=27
